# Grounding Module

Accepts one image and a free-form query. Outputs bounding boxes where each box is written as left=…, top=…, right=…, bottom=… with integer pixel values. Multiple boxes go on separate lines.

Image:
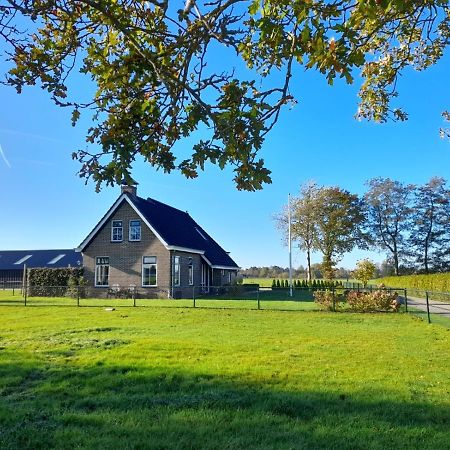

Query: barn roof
left=0, top=249, right=81, bottom=270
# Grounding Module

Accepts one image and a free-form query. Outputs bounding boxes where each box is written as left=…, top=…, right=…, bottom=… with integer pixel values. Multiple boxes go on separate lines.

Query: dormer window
left=129, top=220, right=141, bottom=241
left=111, top=220, right=123, bottom=242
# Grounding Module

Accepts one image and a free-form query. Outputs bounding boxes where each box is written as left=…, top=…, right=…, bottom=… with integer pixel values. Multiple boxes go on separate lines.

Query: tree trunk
left=424, top=242, right=429, bottom=274
left=306, top=248, right=312, bottom=282
left=393, top=243, right=399, bottom=276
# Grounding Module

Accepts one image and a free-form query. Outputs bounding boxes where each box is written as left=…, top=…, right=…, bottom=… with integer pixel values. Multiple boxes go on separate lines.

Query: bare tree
left=364, top=178, right=413, bottom=276
left=409, top=177, right=450, bottom=273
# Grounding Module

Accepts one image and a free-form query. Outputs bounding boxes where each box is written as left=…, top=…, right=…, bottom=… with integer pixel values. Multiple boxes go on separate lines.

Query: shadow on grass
left=0, top=359, right=448, bottom=450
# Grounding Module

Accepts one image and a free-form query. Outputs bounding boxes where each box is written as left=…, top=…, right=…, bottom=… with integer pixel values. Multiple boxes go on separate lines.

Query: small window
left=188, top=257, right=194, bottom=286
left=111, top=220, right=123, bottom=242
left=95, top=256, right=110, bottom=286
left=129, top=220, right=141, bottom=241
left=221, top=269, right=225, bottom=276
left=142, top=256, right=157, bottom=286
left=14, top=254, right=32, bottom=265
left=48, top=254, right=65, bottom=265
left=173, top=256, right=181, bottom=286
left=228, top=271, right=232, bottom=283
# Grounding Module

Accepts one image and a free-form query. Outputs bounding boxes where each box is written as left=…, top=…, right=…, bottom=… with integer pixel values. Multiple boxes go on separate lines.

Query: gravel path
left=400, top=295, right=450, bottom=319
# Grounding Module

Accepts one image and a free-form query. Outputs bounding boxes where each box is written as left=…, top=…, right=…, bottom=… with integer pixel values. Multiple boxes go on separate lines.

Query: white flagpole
left=288, top=193, right=293, bottom=297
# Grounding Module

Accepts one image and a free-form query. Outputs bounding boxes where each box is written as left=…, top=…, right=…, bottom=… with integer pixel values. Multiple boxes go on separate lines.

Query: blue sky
left=0, top=38, right=449, bottom=270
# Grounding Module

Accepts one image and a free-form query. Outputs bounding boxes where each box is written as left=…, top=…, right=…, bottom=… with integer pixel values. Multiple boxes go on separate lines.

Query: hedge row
left=27, top=268, right=84, bottom=297
left=376, top=273, right=450, bottom=294
left=271, top=279, right=343, bottom=289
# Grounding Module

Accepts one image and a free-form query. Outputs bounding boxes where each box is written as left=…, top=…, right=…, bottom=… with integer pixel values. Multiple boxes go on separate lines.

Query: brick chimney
left=121, top=182, right=137, bottom=197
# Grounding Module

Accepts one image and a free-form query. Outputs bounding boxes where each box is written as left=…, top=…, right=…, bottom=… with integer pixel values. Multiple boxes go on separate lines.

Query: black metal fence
left=0, top=283, right=449, bottom=325
left=343, top=282, right=450, bottom=325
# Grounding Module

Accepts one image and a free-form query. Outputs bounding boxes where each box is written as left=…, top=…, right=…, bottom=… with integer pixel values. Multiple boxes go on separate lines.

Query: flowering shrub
left=347, top=289, right=400, bottom=313
left=313, top=290, right=341, bottom=311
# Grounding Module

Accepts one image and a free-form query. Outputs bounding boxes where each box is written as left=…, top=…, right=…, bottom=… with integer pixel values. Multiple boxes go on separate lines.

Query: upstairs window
left=129, top=220, right=141, bottom=241
left=111, top=220, right=123, bottom=242
left=173, top=256, right=181, bottom=286
left=142, top=256, right=157, bottom=286
left=188, top=258, right=194, bottom=286
left=95, top=257, right=110, bottom=286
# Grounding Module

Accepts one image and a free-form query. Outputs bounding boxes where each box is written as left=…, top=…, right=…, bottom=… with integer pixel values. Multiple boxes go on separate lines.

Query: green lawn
left=0, top=289, right=318, bottom=310
left=0, top=304, right=449, bottom=449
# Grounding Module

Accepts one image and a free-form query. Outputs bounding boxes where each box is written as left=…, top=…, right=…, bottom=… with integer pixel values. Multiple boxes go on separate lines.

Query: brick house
left=76, top=185, right=239, bottom=297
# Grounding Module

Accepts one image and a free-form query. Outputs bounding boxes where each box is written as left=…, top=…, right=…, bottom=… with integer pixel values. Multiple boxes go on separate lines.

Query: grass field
left=0, top=302, right=449, bottom=449
left=0, top=289, right=317, bottom=311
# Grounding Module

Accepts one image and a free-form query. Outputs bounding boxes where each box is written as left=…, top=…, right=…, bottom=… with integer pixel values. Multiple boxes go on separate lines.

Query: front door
left=201, top=263, right=210, bottom=293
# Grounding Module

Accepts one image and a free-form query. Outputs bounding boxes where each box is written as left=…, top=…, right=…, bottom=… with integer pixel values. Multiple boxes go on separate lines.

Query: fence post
left=403, top=289, right=408, bottom=312
left=133, top=288, right=136, bottom=307
left=24, top=285, right=27, bottom=306
left=257, top=288, right=260, bottom=310
left=332, top=287, right=336, bottom=312
left=193, top=286, right=196, bottom=308
left=77, top=285, right=80, bottom=307
left=426, top=291, right=431, bottom=324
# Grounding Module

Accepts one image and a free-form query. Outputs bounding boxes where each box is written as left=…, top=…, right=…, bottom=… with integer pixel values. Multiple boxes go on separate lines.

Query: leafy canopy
left=1, top=1, right=448, bottom=190
left=353, top=258, right=376, bottom=287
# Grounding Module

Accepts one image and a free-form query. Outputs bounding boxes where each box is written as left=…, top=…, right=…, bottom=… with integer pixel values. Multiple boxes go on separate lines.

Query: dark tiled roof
left=129, top=195, right=238, bottom=268
left=0, top=249, right=81, bottom=270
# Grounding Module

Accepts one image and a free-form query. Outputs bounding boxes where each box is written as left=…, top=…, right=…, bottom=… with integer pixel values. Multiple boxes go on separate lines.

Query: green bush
left=66, top=275, right=88, bottom=298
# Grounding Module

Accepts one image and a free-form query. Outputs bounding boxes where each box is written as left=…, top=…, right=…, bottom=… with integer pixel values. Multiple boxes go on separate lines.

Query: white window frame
left=129, top=219, right=141, bottom=241
left=142, top=256, right=157, bottom=287
left=173, top=255, right=181, bottom=287
left=95, top=256, right=110, bottom=287
left=188, top=257, right=194, bottom=286
left=228, top=271, right=232, bottom=283
left=111, top=220, right=123, bottom=242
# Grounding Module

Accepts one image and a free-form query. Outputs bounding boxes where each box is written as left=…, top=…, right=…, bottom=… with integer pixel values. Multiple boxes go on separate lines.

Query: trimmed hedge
left=271, top=279, right=343, bottom=289
left=27, top=268, right=84, bottom=297
left=376, top=273, right=450, bottom=294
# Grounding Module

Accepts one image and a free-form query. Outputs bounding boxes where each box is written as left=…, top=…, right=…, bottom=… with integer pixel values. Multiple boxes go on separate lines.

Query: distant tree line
left=276, top=177, right=450, bottom=278
left=240, top=265, right=352, bottom=280
left=240, top=262, right=395, bottom=280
